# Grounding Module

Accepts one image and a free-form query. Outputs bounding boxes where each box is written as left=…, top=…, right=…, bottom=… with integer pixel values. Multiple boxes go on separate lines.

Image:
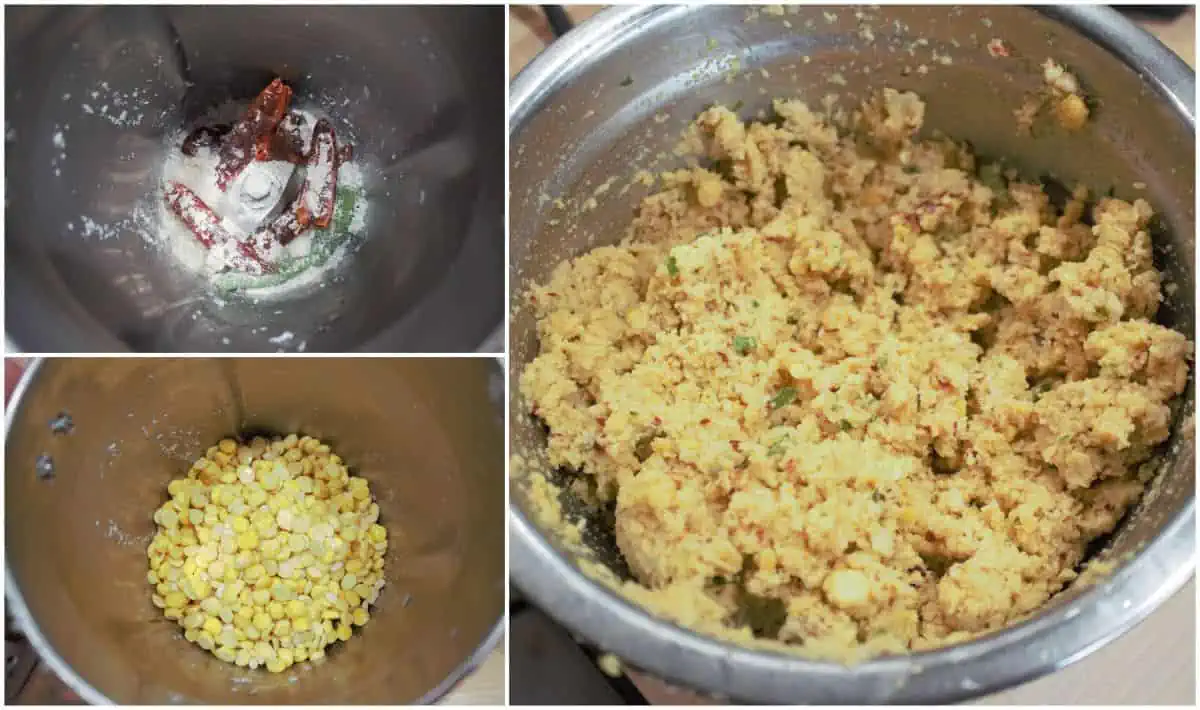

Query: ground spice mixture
left=519, top=90, right=1191, bottom=661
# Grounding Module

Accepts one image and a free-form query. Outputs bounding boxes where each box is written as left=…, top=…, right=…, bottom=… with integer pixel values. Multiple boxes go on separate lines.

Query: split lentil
left=147, top=434, right=387, bottom=672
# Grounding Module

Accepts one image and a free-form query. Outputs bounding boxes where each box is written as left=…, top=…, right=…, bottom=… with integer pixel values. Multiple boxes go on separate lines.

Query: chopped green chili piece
left=770, top=387, right=797, bottom=409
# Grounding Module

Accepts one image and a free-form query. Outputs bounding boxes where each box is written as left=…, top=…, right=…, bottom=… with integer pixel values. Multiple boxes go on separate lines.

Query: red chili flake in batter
left=987, top=38, right=1010, bottom=58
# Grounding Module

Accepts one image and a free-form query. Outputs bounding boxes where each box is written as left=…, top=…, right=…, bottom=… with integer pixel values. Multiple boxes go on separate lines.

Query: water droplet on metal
left=49, top=411, right=74, bottom=435
left=35, top=454, right=55, bottom=479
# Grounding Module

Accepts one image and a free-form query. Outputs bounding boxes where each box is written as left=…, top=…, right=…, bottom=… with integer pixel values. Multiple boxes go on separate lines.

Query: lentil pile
left=520, top=90, right=1191, bottom=661
left=147, top=434, right=387, bottom=672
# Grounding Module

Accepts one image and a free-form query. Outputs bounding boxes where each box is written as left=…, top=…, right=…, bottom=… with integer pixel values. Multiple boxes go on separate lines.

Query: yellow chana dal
left=146, top=434, right=387, bottom=673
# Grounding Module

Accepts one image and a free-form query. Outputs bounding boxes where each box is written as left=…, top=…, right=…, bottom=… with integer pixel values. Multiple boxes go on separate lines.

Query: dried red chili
left=260, top=112, right=308, bottom=164
left=232, top=236, right=276, bottom=274
left=256, top=208, right=308, bottom=247
left=181, top=124, right=231, bottom=157
left=294, top=118, right=339, bottom=229
left=166, top=78, right=358, bottom=274
left=216, top=78, right=293, bottom=190
left=164, top=182, right=273, bottom=273
left=163, top=181, right=231, bottom=249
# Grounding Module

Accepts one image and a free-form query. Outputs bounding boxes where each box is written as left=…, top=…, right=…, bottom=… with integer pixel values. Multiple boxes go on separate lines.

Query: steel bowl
left=5, top=5, right=503, bottom=353
left=509, top=5, right=1195, bottom=703
left=6, top=357, right=505, bottom=703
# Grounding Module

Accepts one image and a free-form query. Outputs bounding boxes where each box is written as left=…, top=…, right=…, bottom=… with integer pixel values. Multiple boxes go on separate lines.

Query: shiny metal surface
left=509, top=5, right=1195, bottom=704
left=6, top=5, right=503, bottom=353
left=6, top=358, right=505, bottom=703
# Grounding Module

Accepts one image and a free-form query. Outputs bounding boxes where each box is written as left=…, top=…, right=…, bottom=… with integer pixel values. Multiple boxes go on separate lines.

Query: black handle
left=1112, top=5, right=1190, bottom=19
left=541, top=5, right=574, bottom=39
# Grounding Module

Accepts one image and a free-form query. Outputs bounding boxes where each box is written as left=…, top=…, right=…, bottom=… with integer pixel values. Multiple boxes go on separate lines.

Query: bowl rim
left=508, top=4, right=1196, bottom=703
left=4, top=357, right=505, bottom=705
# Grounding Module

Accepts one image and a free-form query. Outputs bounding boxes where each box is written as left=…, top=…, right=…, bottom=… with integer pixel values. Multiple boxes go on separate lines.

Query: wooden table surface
left=439, top=646, right=504, bottom=705
left=508, top=5, right=1196, bottom=706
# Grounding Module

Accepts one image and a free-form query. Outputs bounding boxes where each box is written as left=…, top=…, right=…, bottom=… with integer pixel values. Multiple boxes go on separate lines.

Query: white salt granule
left=79, top=80, right=148, bottom=127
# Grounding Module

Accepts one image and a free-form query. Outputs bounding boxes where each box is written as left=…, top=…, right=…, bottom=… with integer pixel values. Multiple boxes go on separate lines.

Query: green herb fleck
left=666, top=255, right=679, bottom=277
left=329, top=186, right=361, bottom=235
left=752, top=300, right=760, bottom=308
left=731, top=99, right=745, bottom=112
left=733, top=335, right=757, bottom=355
left=840, top=420, right=853, bottom=432
left=902, top=164, right=921, bottom=175
left=767, top=437, right=789, bottom=457
left=620, top=75, right=634, bottom=87
left=770, top=387, right=797, bottom=409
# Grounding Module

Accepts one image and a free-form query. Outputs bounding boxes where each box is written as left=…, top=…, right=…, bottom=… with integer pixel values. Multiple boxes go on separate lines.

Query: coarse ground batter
left=519, top=89, right=1192, bottom=662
